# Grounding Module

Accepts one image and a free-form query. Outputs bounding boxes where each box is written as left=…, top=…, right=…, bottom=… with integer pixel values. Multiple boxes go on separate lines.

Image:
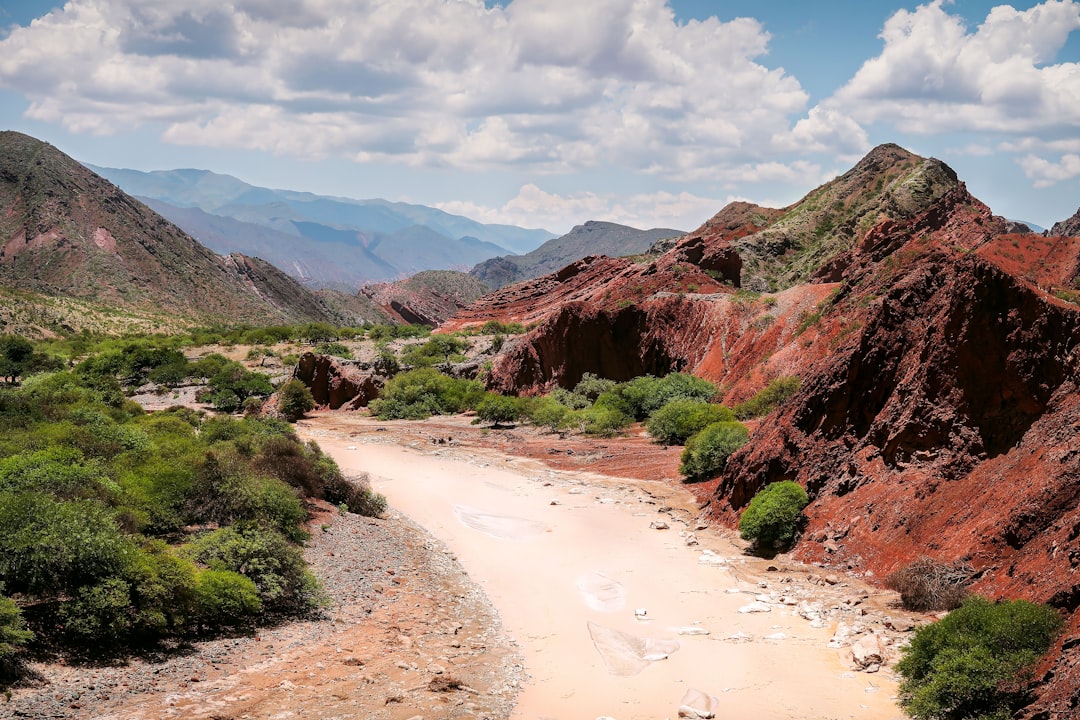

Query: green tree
left=277, top=379, right=315, bottom=422
left=738, top=480, right=809, bottom=550
left=898, top=597, right=1063, bottom=720
left=679, top=421, right=749, bottom=479
left=0, top=335, right=33, bottom=385
left=475, top=394, right=522, bottom=427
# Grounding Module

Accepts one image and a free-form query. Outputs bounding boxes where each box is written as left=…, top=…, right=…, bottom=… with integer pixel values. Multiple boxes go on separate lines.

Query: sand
left=312, top=425, right=905, bottom=720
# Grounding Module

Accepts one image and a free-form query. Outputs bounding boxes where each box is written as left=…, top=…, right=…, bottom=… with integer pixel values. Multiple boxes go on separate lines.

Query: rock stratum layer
left=442, top=143, right=1080, bottom=717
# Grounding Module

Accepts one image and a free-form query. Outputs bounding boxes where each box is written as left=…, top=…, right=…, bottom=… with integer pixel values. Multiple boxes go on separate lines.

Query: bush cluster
left=737, top=480, right=809, bottom=550
left=370, top=368, right=484, bottom=420
left=0, top=367, right=353, bottom=662
left=646, top=400, right=734, bottom=445
left=898, top=596, right=1062, bottom=720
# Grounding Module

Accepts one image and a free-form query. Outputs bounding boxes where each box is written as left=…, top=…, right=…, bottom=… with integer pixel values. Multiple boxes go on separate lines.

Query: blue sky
left=0, top=0, right=1078, bottom=233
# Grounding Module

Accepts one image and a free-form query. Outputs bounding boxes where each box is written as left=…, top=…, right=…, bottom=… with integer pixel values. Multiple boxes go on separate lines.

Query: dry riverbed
left=3, top=411, right=916, bottom=720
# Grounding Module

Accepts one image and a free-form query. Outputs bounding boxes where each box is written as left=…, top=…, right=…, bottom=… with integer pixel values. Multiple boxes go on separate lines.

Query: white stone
left=738, top=601, right=771, bottom=614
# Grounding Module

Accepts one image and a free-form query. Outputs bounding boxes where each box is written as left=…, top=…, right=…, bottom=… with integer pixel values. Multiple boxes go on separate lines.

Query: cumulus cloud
left=0, top=0, right=815, bottom=178
left=821, top=0, right=1080, bottom=134
left=1018, top=153, right=1080, bottom=187
left=436, top=184, right=737, bottom=234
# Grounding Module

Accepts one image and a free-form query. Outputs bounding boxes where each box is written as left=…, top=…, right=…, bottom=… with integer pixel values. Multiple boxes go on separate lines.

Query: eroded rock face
left=294, top=353, right=382, bottom=409
left=441, top=145, right=1080, bottom=717
left=1049, top=206, right=1080, bottom=238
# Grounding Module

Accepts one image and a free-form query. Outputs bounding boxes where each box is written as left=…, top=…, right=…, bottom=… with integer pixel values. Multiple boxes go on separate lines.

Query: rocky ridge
left=440, top=143, right=1080, bottom=717
left=470, top=220, right=683, bottom=290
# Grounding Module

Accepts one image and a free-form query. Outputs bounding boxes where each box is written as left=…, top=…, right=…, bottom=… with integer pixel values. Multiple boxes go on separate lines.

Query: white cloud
left=1018, top=153, right=1080, bottom=187
left=0, top=0, right=816, bottom=178
left=820, top=0, right=1080, bottom=135
left=436, top=183, right=736, bottom=234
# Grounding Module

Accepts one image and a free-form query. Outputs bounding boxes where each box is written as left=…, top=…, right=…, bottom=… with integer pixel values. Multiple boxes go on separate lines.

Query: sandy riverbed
left=308, top=417, right=905, bottom=720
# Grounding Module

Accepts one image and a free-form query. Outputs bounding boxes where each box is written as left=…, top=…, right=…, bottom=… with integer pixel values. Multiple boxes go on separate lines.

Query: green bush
left=401, top=336, right=469, bottom=367
left=898, top=597, right=1063, bottom=720
left=734, top=376, right=801, bottom=419
left=188, top=525, right=322, bottom=615
left=475, top=393, right=523, bottom=427
left=193, top=569, right=262, bottom=628
left=277, top=379, right=315, bottom=421
left=738, top=480, right=809, bottom=550
left=208, top=361, right=274, bottom=412
left=572, top=373, right=616, bottom=402
left=565, top=405, right=632, bottom=436
left=0, top=591, right=32, bottom=667
left=679, top=421, right=749, bottom=479
left=313, top=342, right=352, bottom=359
left=617, top=373, right=717, bottom=420
left=524, top=396, right=571, bottom=432
left=369, top=368, right=483, bottom=420
left=189, top=450, right=307, bottom=541
left=646, top=400, right=734, bottom=445
left=0, top=492, right=134, bottom=596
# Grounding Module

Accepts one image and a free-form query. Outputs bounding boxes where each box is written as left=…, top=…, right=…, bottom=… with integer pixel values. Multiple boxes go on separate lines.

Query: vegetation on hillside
left=0, top=333, right=387, bottom=672
left=897, top=597, right=1062, bottom=720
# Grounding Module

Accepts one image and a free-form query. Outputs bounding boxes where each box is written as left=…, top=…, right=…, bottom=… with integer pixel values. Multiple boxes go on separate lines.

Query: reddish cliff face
left=442, top=144, right=1080, bottom=715
left=293, top=353, right=382, bottom=410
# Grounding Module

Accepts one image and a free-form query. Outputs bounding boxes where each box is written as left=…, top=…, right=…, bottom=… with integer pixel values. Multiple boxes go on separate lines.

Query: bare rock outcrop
left=293, top=352, right=382, bottom=409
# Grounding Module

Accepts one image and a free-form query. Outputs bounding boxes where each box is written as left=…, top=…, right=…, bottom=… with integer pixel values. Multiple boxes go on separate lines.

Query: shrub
left=475, top=393, right=522, bottom=427
left=188, top=525, right=322, bottom=615
left=313, top=342, right=352, bottom=359
left=328, top=473, right=387, bottom=517
left=897, top=596, right=1063, bottom=720
left=193, top=569, right=262, bottom=628
left=0, top=592, right=32, bottom=667
left=59, top=577, right=133, bottom=642
left=369, top=368, right=483, bottom=420
left=646, top=400, right=734, bottom=445
left=277, top=379, right=315, bottom=421
left=620, top=373, right=717, bottom=420
left=523, top=396, right=571, bottom=432
left=738, top=480, right=809, bottom=550
left=401, top=336, right=469, bottom=367
left=886, top=557, right=975, bottom=612
left=734, top=376, right=801, bottom=419
left=679, top=421, right=749, bottom=479
left=0, top=492, right=133, bottom=596
left=572, top=373, right=616, bottom=402
left=565, top=405, right=632, bottom=436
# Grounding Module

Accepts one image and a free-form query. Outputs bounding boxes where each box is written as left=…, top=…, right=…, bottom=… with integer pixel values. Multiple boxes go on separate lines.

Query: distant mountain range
left=470, top=220, right=684, bottom=289
left=88, top=165, right=555, bottom=291
left=0, top=131, right=375, bottom=335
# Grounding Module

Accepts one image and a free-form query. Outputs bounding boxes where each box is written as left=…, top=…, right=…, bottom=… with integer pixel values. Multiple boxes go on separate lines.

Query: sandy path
left=310, top=423, right=904, bottom=720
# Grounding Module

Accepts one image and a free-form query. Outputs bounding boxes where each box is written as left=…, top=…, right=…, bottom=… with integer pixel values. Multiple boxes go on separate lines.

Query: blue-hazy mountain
left=89, top=165, right=555, bottom=290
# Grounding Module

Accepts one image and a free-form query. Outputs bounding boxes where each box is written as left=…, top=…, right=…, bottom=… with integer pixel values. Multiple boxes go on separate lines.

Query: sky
left=0, top=0, right=1078, bottom=234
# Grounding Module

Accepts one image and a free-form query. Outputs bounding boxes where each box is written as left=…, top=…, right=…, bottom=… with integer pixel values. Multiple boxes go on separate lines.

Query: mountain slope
left=360, top=270, right=490, bottom=326
left=442, top=143, right=1080, bottom=717
left=0, top=131, right=341, bottom=332
left=89, top=165, right=556, bottom=287
left=470, top=220, right=683, bottom=289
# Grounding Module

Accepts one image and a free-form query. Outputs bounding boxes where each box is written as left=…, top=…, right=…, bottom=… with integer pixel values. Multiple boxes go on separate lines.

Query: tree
left=0, top=335, right=33, bottom=385
left=277, top=379, right=315, bottom=422
left=738, top=480, right=809, bottom=550
left=475, top=394, right=522, bottom=427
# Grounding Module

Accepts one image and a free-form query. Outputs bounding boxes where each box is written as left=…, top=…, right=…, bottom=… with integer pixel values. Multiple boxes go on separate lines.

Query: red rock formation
left=293, top=353, right=382, bottom=409
left=442, top=143, right=1080, bottom=715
